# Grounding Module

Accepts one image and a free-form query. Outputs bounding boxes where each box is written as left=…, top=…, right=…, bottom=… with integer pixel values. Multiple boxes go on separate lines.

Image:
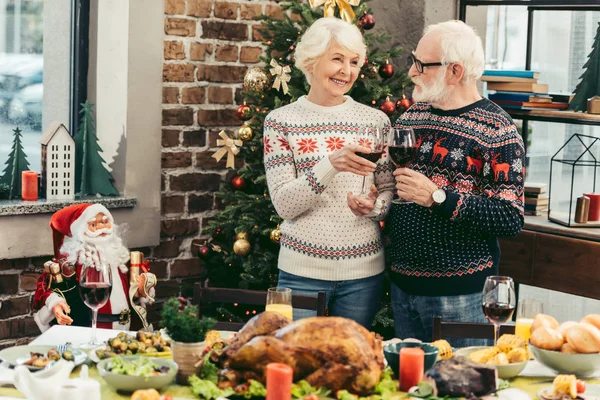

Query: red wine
left=482, top=302, right=515, bottom=324
left=389, top=146, right=417, bottom=167
left=356, top=151, right=383, bottom=163
left=79, top=282, right=112, bottom=309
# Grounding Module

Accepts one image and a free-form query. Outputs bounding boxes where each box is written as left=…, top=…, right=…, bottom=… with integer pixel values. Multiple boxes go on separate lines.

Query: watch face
left=433, top=189, right=446, bottom=203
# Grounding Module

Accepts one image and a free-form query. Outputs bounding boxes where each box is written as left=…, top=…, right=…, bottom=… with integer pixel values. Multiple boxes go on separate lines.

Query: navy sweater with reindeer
left=386, top=98, right=525, bottom=296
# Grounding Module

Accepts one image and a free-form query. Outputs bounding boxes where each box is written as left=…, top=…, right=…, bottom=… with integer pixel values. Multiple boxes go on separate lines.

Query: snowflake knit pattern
left=264, top=95, right=395, bottom=281
left=387, top=98, right=525, bottom=296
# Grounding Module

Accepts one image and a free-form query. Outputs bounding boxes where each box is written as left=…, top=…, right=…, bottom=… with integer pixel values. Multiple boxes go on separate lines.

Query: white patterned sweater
left=264, top=96, right=395, bottom=281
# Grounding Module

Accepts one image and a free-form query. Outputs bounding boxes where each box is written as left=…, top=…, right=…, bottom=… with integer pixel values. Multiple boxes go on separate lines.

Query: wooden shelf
left=506, top=109, right=600, bottom=126
left=524, top=214, right=600, bottom=242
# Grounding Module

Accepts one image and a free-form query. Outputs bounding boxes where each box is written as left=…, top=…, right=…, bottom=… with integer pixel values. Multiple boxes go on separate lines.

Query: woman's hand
left=347, top=185, right=379, bottom=216
left=329, top=144, right=376, bottom=176
left=393, top=167, right=438, bottom=207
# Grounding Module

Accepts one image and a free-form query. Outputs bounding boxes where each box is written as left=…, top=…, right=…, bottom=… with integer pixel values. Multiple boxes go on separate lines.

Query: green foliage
left=0, top=183, right=10, bottom=199
left=160, top=298, right=216, bottom=343
left=0, top=127, right=31, bottom=199
left=570, top=22, right=600, bottom=111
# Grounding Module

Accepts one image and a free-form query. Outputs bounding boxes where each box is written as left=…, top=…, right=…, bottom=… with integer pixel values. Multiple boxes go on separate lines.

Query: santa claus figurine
left=32, top=203, right=156, bottom=332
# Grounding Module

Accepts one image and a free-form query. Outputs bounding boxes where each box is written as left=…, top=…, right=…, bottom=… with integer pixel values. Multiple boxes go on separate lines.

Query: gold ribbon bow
left=213, top=130, right=243, bottom=169
left=269, top=59, right=291, bottom=95
left=309, top=0, right=360, bottom=23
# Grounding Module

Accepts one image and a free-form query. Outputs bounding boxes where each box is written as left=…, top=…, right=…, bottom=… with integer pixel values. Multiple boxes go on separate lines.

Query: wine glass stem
left=91, top=309, right=98, bottom=344
left=493, top=323, right=499, bottom=346
left=361, top=177, right=367, bottom=195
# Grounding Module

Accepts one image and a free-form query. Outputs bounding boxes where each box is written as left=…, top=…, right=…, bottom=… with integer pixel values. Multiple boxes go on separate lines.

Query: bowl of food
left=529, top=344, right=600, bottom=377
left=383, top=342, right=439, bottom=377
left=97, top=356, right=177, bottom=392
left=455, top=345, right=528, bottom=379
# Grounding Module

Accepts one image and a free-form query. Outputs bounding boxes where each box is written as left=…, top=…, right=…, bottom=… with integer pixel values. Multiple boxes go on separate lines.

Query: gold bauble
left=235, top=232, right=249, bottom=241
left=233, top=238, right=251, bottom=256
left=244, top=67, right=270, bottom=92
left=270, top=227, right=281, bottom=244
left=238, top=125, right=253, bottom=141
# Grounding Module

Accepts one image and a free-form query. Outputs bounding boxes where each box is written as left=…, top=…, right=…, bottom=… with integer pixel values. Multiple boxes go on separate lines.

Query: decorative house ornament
left=40, top=122, right=76, bottom=200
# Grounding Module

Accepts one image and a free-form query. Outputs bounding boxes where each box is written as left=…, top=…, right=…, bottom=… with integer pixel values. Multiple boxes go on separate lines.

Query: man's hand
left=347, top=185, right=379, bottom=216
left=52, top=302, right=73, bottom=325
left=393, top=167, right=438, bottom=207
left=137, top=274, right=147, bottom=298
left=329, top=144, right=376, bottom=176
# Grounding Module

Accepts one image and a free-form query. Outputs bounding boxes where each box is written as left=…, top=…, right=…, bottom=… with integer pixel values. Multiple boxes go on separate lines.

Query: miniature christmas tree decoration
left=0, top=127, right=31, bottom=200
left=570, top=22, right=600, bottom=112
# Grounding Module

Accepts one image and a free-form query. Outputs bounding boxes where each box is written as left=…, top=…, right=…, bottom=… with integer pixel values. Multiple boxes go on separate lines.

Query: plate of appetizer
left=0, top=345, right=87, bottom=370
left=538, top=375, right=598, bottom=400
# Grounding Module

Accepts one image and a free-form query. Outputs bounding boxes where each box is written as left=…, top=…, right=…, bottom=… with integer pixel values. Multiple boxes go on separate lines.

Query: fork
left=56, top=342, right=71, bottom=356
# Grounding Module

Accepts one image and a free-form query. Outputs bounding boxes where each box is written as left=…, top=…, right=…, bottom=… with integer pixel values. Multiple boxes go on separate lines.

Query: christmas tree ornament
left=270, top=226, right=282, bottom=244
left=359, top=13, right=375, bottom=30
left=235, top=232, right=249, bottom=241
left=237, top=103, right=252, bottom=120
left=237, top=125, right=253, bottom=141
left=212, top=227, right=224, bottom=240
left=269, top=59, right=292, bottom=95
left=380, top=97, right=396, bottom=116
left=231, top=175, right=246, bottom=190
left=0, top=127, right=30, bottom=200
left=197, top=243, right=212, bottom=260
left=212, top=130, right=243, bottom=169
left=309, top=0, right=360, bottom=23
left=379, top=61, right=395, bottom=79
left=396, top=95, right=412, bottom=112
left=233, top=238, right=251, bottom=256
left=244, top=67, right=270, bottom=93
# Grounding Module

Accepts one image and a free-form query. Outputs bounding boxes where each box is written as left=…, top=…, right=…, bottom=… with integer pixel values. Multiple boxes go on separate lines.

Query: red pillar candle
left=584, top=193, right=600, bottom=221
left=399, top=347, right=425, bottom=392
left=21, top=171, right=38, bottom=201
left=266, top=362, right=293, bottom=400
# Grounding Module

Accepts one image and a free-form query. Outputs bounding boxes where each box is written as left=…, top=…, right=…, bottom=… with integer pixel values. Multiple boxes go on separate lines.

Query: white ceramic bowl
left=97, top=356, right=177, bottom=392
left=454, top=346, right=528, bottom=379
left=529, top=343, right=600, bottom=377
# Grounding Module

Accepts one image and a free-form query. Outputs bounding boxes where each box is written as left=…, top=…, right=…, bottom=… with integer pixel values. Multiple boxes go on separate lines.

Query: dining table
left=0, top=325, right=598, bottom=399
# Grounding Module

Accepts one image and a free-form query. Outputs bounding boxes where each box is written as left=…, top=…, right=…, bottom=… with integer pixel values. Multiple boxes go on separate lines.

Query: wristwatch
left=430, top=188, right=446, bottom=208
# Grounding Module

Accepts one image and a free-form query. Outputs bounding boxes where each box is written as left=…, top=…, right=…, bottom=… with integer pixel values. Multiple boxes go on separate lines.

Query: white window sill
left=0, top=196, right=137, bottom=216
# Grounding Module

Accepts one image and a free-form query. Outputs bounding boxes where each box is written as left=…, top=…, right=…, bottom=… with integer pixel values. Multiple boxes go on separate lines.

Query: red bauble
left=237, top=104, right=252, bottom=120
left=232, top=175, right=246, bottom=190
left=379, top=63, right=395, bottom=79
left=396, top=97, right=412, bottom=112
left=212, top=227, right=224, bottom=240
left=380, top=99, right=396, bottom=116
left=197, top=244, right=211, bottom=260
left=359, top=14, right=375, bottom=30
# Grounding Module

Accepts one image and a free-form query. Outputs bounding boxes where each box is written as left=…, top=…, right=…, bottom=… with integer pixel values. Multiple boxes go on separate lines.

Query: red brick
left=0, top=317, right=39, bottom=341
left=189, top=194, right=214, bottom=213
left=160, top=219, right=200, bottom=237
left=149, top=261, right=168, bottom=280
left=162, top=152, right=192, bottom=168
left=190, top=43, right=213, bottom=61
left=208, top=129, right=224, bottom=147
left=169, top=173, right=221, bottom=192
left=12, top=259, right=29, bottom=269
left=163, top=63, right=195, bottom=82
left=188, top=0, right=212, bottom=17
left=162, top=108, right=194, bottom=126
left=240, top=3, right=262, bottom=20
left=197, top=64, right=246, bottom=83
left=0, top=260, right=12, bottom=271
left=198, top=109, right=240, bottom=126
left=164, top=40, right=185, bottom=60
left=251, top=24, right=266, bottom=42
left=165, top=0, right=185, bottom=15
left=161, top=195, right=185, bottom=214
left=215, top=45, right=238, bottom=62
left=0, top=296, right=30, bottom=319
left=214, top=2, right=238, bottom=20
left=161, top=173, right=166, bottom=191
left=196, top=151, right=223, bottom=169
left=162, top=129, right=181, bottom=147
left=208, top=86, right=233, bottom=104
left=235, top=88, right=244, bottom=104
left=153, top=240, right=182, bottom=259
left=182, top=129, right=207, bottom=147
left=155, top=281, right=180, bottom=299
left=20, top=272, right=40, bottom=291
left=31, top=256, right=49, bottom=269
left=170, top=258, right=203, bottom=278
left=201, top=21, right=248, bottom=41
left=265, top=4, right=285, bottom=20
left=165, top=18, right=196, bottom=36
left=162, top=87, right=179, bottom=104
left=240, top=46, right=262, bottom=63
left=181, top=87, right=206, bottom=104
left=0, top=272, right=19, bottom=295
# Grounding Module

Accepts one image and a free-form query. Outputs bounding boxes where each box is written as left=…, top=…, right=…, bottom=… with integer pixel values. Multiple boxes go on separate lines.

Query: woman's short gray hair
left=424, top=20, right=485, bottom=83
left=294, top=17, right=366, bottom=85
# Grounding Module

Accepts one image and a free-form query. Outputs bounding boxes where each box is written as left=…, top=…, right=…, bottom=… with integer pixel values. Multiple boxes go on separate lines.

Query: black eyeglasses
left=409, top=53, right=449, bottom=73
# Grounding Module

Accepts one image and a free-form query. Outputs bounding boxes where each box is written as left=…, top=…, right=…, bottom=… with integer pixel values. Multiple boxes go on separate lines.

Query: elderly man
left=386, top=20, right=525, bottom=347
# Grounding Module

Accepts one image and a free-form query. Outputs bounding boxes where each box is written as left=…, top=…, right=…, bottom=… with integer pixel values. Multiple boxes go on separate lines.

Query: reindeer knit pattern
left=387, top=98, right=525, bottom=296
left=264, top=96, right=395, bottom=281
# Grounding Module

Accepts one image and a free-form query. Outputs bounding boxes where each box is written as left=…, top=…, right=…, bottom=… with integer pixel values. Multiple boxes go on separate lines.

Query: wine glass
left=515, top=298, right=543, bottom=343
left=79, top=262, right=112, bottom=345
left=482, top=276, right=516, bottom=346
left=355, top=125, right=385, bottom=197
left=387, top=126, right=417, bottom=204
left=265, top=287, right=293, bottom=320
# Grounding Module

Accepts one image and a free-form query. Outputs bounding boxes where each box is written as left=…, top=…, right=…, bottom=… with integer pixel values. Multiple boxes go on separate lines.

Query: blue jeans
left=277, top=270, right=384, bottom=329
left=391, top=284, right=491, bottom=348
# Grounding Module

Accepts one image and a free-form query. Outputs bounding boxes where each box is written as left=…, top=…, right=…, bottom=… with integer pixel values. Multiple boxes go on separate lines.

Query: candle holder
left=548, top=134, right=600, bottom=228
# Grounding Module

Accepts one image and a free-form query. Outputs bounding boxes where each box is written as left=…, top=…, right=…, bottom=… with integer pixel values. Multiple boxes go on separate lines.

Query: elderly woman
left=263, top=17, right=395, bottom=328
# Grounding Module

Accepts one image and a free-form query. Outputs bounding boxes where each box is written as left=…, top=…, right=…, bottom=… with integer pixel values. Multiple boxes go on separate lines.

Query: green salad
left=105, top=357, right=171, bottom=377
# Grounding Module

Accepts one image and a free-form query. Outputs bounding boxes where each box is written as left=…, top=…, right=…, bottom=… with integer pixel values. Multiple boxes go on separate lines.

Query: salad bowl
left=96, top=355, right=177, bottom=392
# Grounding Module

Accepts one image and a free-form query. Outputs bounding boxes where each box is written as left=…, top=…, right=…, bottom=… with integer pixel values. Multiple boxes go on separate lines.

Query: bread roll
left=560, top=342, right=578, bottom=354
left=558, top=321, right=578, bottom=337
left=530, top=326, right=564, bottom=350
left=565, top=323, right=600, bottom=354
left=531, top=314, right=559, bottom=333
left=581, top=314, right=600, bottom=331
left=131, top=389, right=160, bottom=400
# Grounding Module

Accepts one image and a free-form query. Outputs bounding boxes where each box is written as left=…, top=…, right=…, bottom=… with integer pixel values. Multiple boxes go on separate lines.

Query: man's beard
left=61, top=225, right=129, bottom=270
left=412, top=66, right=452, bottom=106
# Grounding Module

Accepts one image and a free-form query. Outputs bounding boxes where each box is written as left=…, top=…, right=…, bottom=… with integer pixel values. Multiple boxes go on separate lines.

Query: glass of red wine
left=387, top=126, right=417, bottom=204
left=79, top=262, right=112, bottom=345
left=482, top=276, right=516, bottom=346
left=355, top=125, right=384, bottom=197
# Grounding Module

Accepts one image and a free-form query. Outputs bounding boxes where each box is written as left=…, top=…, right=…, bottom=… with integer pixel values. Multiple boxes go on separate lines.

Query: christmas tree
left=0, top=127, right=31, bottom=199
left=570, top=22, right=600, bottom=112
left=73, top=101, right=119, bottom=197
left=202, top=0, right=411, bottom=337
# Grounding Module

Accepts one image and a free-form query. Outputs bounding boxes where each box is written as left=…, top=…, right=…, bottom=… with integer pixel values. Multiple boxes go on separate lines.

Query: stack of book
left=524, top=182, right=548, bottom=216
left=482, top=70, right=570, bottom=111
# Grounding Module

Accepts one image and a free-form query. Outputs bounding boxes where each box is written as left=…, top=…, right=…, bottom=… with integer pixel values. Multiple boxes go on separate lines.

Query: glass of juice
left=266, top=287, right=293, bottom=320
left=515, top=298, right=543, bottom=343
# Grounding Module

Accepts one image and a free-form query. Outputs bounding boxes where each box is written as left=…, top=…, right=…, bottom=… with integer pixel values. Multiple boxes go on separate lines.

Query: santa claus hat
left=50, top=203, right=113, bottom=259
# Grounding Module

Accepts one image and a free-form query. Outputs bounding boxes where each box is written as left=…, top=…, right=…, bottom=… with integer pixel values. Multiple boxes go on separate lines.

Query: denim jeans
left=391, top=283, right=491, bottom=348
left=277, top=269, right=384, bottom=329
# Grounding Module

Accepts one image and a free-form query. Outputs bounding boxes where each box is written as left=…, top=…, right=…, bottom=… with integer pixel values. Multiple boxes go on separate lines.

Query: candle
left=399, top=347, right=424, bottom=392
left=266, top=362, right=293, bottom=400
left=21, top=171, right=38, bottom=201
left=584, top=193, right=600, bottom=221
